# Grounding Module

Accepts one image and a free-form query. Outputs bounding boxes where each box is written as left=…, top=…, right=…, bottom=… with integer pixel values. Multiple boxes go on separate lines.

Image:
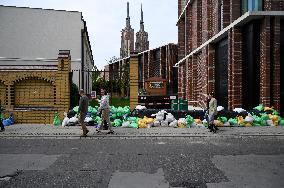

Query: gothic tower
left=120, top=2, right=135, bottom=58
left=135, top=4, right=149, bottom=53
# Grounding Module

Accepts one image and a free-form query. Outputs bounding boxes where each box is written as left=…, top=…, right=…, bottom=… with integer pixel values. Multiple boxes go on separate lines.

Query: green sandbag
left=73, top=106, right=79, bottom=113
left=88, top=106, right=93, bottom=112
left=91, top=109, right=97, bottom=114
left=253, top=123, right=261, bottom=126
left=260, top=119, right=267, bottom=126
left=254, top=104, right=264, bottom=111
left=130, top=122, right=138, bottom=128
left=94, top=116, right=101, bottom=123
left=111, top=113, right=117, bottom=119
left=228, top=118, right=238, bottom=125
left=252, top=115, right=261, bottom=126
left=279, top=118, right=284, bottom=126
left=272, top=109, right=279, bottom=115
left=186, top=115, right=194, bottom=128
left=113, top=119, right=122, bottom=127
left=260, top=114, right=269, bottom=121
left=53, top=113, right=61, bottom=126
left=218, top=116, right=228, bottom=123
left=128, top=117, right=138, bottom=122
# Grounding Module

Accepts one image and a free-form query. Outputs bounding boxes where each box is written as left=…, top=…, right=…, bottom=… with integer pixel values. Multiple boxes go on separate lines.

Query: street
left=0, top=136, right=284, bottom=188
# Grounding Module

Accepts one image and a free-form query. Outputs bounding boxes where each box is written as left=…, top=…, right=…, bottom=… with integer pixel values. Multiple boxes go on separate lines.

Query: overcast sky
left=0, top=0, right=177, bottom=70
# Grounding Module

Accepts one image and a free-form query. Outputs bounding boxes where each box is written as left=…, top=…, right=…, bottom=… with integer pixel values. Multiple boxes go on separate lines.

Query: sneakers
left=107, top=130, right=114, bottom=134
left=81, top=129, right=89, bottom=137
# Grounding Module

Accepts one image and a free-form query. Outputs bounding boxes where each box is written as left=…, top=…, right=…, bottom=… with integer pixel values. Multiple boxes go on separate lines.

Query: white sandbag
left=153, top=121, right=161, bottom=127
left=223, top=122, right=230, bottom=127
left=165, top=113, right=175, bottom=123
left=202, top=119, right=208, bottom=124
left=135, top=105, right=147, bottom=110
left=169, top=120, right=178, bottom=127
left=244, top=116, right=254, bottom=123
left=69, top=115, right=78, bottom=123
left=161, top=120, right=169, bottom=127
left=156, top=115, right=164, bottom=122
left=84, top=117, right=93, bottom=123
left=196, top=124, right=206, bottom=128
left=191, top=122, right=197, bottom=128
left=267, top=120, right=274, bottom=126
left=233, top=108, right=246, bottom=113
left=121, top=121, right=130, bottom=128
left=178, top=118, right=187, bottom=125
left=147, top=122, right=154, bottom=128
left=217, top=106, right=224, bottom=112
left=62, top=117, right=69, bottom=127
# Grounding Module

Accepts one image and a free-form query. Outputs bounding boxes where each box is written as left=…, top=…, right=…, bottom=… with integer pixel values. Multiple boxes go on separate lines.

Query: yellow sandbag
left=194, top=119, right=202, bottom=124
left=237, top=116, right=244, bottom=124
left=146, top=118, right=154, bottom=124
left=214, top=120, right=224, bottom=127
left=178, top=122, right=186, bottom=128
left=268, top=114, right=279, bottom=126
left=245, top=122, right=252, bottom=127
left=264, top=107, right=273, bottom=111
left=138, top=123, right=148, bottom=128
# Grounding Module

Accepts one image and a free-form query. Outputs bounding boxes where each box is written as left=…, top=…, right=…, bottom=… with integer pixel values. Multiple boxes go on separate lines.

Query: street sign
left=91, top=91, right=96, bottom=99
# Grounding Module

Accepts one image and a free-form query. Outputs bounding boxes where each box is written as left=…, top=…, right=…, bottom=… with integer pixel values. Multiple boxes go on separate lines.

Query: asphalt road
left=0, top=137, right=284, bottom=188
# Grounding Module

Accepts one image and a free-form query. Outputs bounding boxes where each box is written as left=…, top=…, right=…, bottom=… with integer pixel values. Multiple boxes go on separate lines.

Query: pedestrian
left=78, top=89, right=89, bottom=137
left=207, top=92, right=218, bottom=133
left=0, top=100, right=4, bottom=132
left=96, top=89, right=114, bottom=134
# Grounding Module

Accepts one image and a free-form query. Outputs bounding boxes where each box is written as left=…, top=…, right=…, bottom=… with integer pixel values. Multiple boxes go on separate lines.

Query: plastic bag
left=254, top=104, right=264, bottom=111
left=186, top=115, right=194, bottom=128
left=53, top=113, right=61, bottom=126
left=279, top=118, right=284, bottom=126
left=130, top=122, right=138, bottom=128
left=121, top=121, right=130, bottom=128
left=267, top=120, right=274, bottom=126
left=214, top=120, right=223, bottom=127
left=169, top=120, right=178, bottom=127
left=62, top=115, right=69, bottom=127
left=217, top=106, right=224, bottom=111
left=228, top=118, right=238, bottom=125
left=3, top=119, right=12, bottom=126
left=165, top=113, right=175, bottom=123
left=233, top=108, right=246, bottom=113
left=153, top=121, right=160, bottom=127
left=217, top=116, right=228, bottom=123
left=73, top=106, right=79, bottom=113
left=113, top=119, right=122, bottom=127
left=244, top=115, right=254, bottom=123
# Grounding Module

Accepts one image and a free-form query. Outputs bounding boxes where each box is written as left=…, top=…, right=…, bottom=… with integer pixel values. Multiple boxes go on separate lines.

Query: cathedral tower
left=135, top=4, right=149, bottom=53
left=120, top=2, right=135, bottom=58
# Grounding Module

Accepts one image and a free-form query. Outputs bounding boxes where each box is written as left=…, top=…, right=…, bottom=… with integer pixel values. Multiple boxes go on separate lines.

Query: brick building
left=176, top=0, right=284, bottom=114
left=109, top=43, right=178, bottom=96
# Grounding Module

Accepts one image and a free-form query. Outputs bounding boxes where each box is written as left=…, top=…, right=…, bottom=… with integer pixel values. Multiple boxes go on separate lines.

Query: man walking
left=207, top=92, right=218, bottom=133
left=97, top=89, right=114, bottom=134
left=78, top=89, right=89, bottom=137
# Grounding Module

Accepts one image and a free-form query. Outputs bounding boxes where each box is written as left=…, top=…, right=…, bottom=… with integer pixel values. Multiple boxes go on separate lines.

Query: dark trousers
left=0, top=120, right=4, bottom=130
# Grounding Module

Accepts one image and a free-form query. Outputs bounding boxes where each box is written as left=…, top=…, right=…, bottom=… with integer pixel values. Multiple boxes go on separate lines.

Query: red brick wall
left=230, top=0, right=241, bottom=24
left=192, top=0, right=202, bottom=49
left=264, top=0, right=284, bottom=11
left=228, top=27, right=243, bottom=110
left=259, top=16, right=281, bottom=111
left=178, top=18, right=185, bottom=61
left=212, top=0, right=220, bottom=35
left=202, top=0, right=213, bottom=43
left=272, top=17, right=281, bottom=111
left=260, top=17, right=271, bottom=106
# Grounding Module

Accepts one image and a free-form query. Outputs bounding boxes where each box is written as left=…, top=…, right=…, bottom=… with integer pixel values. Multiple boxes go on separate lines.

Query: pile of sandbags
left=138, top=116, right=155, bottom=128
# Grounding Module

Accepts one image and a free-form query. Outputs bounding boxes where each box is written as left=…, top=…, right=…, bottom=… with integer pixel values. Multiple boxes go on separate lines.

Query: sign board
left=91, top=91, right=96, bottom=99
left=149, top=82, right=164, bottom=89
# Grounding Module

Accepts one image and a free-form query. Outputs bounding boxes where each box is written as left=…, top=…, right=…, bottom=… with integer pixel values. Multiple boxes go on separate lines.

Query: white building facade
left=0, top=5, right=94, bottom=93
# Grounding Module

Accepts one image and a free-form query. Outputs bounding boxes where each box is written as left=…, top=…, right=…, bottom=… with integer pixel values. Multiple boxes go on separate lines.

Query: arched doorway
left=14, top=78, right=54, bottom=107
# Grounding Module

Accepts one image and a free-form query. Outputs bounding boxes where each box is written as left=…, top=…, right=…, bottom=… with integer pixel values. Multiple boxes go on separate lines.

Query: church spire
left=126, top=2, right=130, bottom=27
left=140, top=4, right=144, bottom=24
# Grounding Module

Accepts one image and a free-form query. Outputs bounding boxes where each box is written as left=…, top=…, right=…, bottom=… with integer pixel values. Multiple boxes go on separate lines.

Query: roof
left=0, top=5, right=81, bottom=14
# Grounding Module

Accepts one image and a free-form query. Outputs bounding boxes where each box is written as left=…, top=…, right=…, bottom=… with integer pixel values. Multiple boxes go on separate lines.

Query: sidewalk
left=0, top=124, right=284, bottom=138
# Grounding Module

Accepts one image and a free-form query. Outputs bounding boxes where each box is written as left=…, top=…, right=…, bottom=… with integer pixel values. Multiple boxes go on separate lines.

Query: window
left=242, top=0, right=263, bottom=14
